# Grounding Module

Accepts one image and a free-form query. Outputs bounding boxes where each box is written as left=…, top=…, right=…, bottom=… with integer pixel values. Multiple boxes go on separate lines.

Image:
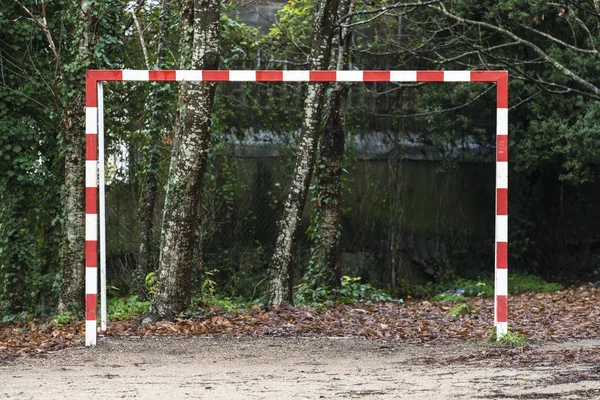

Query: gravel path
left=2, top=337, right=599, bottom=399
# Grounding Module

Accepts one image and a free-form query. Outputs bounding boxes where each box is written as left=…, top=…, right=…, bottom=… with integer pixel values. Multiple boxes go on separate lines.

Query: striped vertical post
left=495, top=73, right=509, bottom=338
left=84, top=69, right=508, bottom=345
left=85, top=72, right=99, bottom=346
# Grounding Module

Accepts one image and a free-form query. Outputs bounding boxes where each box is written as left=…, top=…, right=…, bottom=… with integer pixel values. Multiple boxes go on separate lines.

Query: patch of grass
left=508, top=274, right=563, bottom=294
left=294, top=276, right=402, bottom=307
left=488, top=326, right=528, bottom=346
left=107, top=295, right=150, bottom=320
left=445, top=303, right=473, bottom=318
left=52, top=312, right=75, bottom=327
left=432, top=293, right=469, bottom=303
left=433, top=273, right=563, bottom=302
left=200, top=296, right=249, bottom=313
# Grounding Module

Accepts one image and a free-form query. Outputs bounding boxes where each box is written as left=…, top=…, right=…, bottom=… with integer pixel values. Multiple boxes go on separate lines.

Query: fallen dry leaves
left=2, top=285, right=600, bottom=361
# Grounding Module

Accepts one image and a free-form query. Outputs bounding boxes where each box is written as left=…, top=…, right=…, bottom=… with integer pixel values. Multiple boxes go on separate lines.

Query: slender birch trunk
left=142, top=0, right=220, bottom=323
left=266, top=0, right=340, bottom=308
left=136, top=0, right=171, bottom=297
left=305, top=0, right=355, bottom=290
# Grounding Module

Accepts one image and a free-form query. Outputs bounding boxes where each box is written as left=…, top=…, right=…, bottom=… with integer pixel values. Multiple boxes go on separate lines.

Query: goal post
left=85, top=69, right=509, bottom=346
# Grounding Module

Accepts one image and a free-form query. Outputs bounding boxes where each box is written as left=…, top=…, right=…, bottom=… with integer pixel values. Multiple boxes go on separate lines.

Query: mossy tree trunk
left=142, top=0, right=220, bottom=323
left=58, top=0, right=93, bottom=313
left=266, top=0, right=341, bottom=308
left=305, top=0, right=355, bottom=291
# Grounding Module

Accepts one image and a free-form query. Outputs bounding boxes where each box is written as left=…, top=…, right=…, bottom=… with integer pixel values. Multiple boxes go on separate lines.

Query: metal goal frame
left=85, top=69, right=509, bottom=346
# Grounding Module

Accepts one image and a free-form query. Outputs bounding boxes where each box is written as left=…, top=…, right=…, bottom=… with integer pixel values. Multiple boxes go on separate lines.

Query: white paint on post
left=85, top=160, right=98, bottom=187
left=283, top=70, right=310, bottom=81
left=122, top=70, right=149, bottom=81
left=497, top=161, right=508, bottom=189
left=496, top=322, right=508, bottom=337
left=336, top=70, right=363, bottom=81
left=497, top=108, right=508, bottom=134
left=86, top=266, right=98, bottom=293
left=444, top=71, right=471, bottom=81
left=85, top=320, right=97, bottom=346
left=229, top=70, right=256, bottom=81
left=496, top=215, right=508, bottom=242
left=495, top=268, right=508, bottom=296
left=85, top=214, right=98, bottom=241
left=98, top=82, right=107, bottom=333
left=86, top=107, right=98, bottom=133
left=390, top=71, right=417, bottom=81
left=176, top=70, right=203, bottom=81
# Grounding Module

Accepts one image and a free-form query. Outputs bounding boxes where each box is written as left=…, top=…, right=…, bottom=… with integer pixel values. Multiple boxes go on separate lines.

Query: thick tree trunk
left=266, top=0, right=340, bottom=308
left=142, top=0, right=220, bottom=323
left=58, top=104, right=86, bottom=313
left=306, top=86, right=347, bottom=289
left=305, top=0, right=355, bottom=290
left=136, top=0, right=171, bottom=297
left=58, top=0, right=91, bottom=313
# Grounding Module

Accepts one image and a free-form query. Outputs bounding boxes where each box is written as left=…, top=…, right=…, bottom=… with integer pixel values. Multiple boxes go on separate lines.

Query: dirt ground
left=1, top=337, right=599, bottom=399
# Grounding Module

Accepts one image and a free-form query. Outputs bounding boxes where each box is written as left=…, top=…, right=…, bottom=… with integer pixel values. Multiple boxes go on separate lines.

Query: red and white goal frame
left=85, top=69, right=508, bottom=346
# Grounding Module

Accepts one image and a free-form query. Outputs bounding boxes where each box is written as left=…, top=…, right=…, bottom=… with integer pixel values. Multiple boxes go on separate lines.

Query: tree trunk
left=142, top=0, right=220, bottom=323
left=305, top=0, right=355, bottom=290
left=136, top=0, right=171, bottom=297
left=58, top=0, right=91, bottom=313
left=306, top=87, right=348, bottom=289
left=266, top=0, right=340, bottom=308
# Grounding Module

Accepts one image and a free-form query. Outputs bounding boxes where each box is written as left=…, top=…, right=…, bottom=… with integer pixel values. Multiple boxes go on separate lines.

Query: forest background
left=1, top=0, right=600, bottom=322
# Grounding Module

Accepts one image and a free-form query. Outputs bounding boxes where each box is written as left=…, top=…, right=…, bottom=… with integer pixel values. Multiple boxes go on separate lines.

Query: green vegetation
left=52, top=312, right=76, bottom=327
left=294, top=276, right=399, bottom=307
left=430, top=273, right=563, bottom=303
left=489, top=327, right=528, bottom=347
left=107, top=296, right=151, bottom=321
left=445, top=303, right=473, bottom=318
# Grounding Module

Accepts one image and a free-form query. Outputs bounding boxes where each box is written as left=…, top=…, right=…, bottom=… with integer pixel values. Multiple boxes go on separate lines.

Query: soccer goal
left=85, top=69, right=509, bottom=346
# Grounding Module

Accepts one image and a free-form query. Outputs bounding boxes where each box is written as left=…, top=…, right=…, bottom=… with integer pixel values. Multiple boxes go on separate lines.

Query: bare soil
left=1, top=337, right=599, bottom=399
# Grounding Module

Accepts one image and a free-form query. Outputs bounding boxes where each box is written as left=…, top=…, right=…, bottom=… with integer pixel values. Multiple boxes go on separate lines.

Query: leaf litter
left=2, top=285, right=600, bottom=364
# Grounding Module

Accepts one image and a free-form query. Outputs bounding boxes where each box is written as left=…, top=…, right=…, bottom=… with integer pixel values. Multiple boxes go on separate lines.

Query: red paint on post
left=203, top=70, right=230, bottom=81
left=86, top=242, right=98, bottom=268
left=496, top=295, right=508, bottom=322
left=496, top=242, right=508, bottom=269
left=86, top=78, right=97, bottom=107
left=86, top=188, right=98, bottom=214
left=86, top=70, right=123, bottom=106
left=497, top=135, right=508, bottom=161
left=310, top=70, right=336, bottom=82
left=496, top=188, right=508, bottom=216
left=257, top=70, right=283, bottom=81
left=417, top=71, right=444, bottom=82
left=470, top=71, right=504, bottom=82
left=364, top=71, right=390, bottom=82
left=149, top=70, right=176, bottom=81
left=496, top=73, right=509, bottom=108
left=86, top=294, right=97, bottom=321
left=86, top=135, right=97, bottom=159
left=88, top=70, right=124, bottom=81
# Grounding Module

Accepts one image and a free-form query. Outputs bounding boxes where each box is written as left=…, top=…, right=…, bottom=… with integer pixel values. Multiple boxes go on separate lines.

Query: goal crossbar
left=85, top=69, right=509, bottom=346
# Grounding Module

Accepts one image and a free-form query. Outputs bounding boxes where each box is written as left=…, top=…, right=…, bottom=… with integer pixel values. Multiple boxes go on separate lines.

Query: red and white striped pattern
left=86, top=69, right=508, bottom=83
left=85, top=70, right=508, bottom=345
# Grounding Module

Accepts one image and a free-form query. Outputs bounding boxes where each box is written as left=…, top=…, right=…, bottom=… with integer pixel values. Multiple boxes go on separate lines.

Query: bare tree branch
left=339, top=0, right=442, bottom=23
left=517, top=22, right=598, bottom=55
left=14, top=0, right=60, bottom=62
left=130, top=7, right=150, bottom=68
left=432, top=3, right=600, bottom=97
